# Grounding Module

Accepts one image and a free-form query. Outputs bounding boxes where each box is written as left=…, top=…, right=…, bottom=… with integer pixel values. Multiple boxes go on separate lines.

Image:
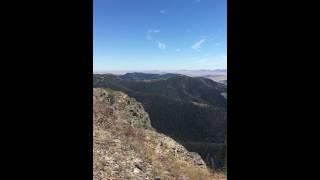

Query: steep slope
left=93, top=74, right=227, bottom=169
left=93, top=88, right=226, bottom=180
left=94, top=73, right=226, bottom=107
left=123, top=75, right=226, bottom=107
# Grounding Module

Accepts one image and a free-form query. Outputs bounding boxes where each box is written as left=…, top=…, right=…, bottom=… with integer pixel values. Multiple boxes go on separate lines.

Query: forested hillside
left=93, top=73, right=227, bottom=169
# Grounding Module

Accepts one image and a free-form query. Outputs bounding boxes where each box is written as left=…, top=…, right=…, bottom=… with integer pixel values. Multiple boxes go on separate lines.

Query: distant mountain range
left=120, top=72, right=179, bottom=81
left=93, top=72, right=227, bottom=169
left=94, top=69, right=227, bottom=84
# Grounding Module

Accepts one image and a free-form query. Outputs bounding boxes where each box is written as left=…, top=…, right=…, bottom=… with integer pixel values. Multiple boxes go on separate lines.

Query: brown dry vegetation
left=93, top=88, right=226, bottom=180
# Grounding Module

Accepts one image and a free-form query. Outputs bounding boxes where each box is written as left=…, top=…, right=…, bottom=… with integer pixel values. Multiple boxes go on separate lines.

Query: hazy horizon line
left=93, top=68, right=226, bottom=72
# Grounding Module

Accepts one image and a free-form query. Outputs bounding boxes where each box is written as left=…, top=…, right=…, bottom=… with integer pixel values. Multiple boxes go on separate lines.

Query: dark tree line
left=93, top=74, right=227, bottom=169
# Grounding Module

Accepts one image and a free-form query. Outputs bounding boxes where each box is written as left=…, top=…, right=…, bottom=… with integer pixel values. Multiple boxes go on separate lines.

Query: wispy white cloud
left=160, top=10, right=167, bottom=14
left=157, top=41, right=166, bottom=49
left=147, top=29, right=160, bottom=40
left=146, top=29, right=167, bottom=50
left=195, top=0, right=201, bottom=3
left=192, top=38, right=206, bottom=50
left=215, top=42, right=221, bottom=46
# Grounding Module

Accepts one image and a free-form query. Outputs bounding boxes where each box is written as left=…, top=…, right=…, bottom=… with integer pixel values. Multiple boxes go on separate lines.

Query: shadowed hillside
left=93, top=88, right=226, bottom=179
left=93, top=73, right=227, bottom=170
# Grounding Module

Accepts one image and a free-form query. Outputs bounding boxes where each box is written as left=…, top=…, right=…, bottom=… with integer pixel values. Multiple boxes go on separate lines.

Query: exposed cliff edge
left=93, top=88, right=226, bottom=180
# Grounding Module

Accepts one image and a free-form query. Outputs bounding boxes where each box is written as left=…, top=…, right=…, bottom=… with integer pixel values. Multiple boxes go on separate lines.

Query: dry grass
left=93, top=88, right=227, bottom=180
left=127, top=127, right=226, bottom=180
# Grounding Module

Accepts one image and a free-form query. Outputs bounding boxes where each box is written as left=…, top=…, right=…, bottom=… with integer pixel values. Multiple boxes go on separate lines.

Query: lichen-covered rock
left=93, top=88, right=226, bottom=180
left=93, top=88, right=152, bottom=129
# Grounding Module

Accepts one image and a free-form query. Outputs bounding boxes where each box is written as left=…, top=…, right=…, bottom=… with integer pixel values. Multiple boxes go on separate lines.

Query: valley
left=93, top=88, right=226, bottom=179
left=93, top=73, right=227, bottom=170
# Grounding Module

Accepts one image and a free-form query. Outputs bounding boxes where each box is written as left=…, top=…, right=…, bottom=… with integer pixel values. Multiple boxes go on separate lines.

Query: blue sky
left=94, top=0, right=227, bottom=71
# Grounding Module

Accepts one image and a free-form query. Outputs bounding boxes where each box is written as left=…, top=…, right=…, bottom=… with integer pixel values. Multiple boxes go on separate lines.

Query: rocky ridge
left=93, top=88, right=226, bottom=180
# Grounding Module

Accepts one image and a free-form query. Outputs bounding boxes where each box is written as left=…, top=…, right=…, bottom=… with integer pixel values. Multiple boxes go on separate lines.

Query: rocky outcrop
left=93, top=88, right=226, bottom=180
